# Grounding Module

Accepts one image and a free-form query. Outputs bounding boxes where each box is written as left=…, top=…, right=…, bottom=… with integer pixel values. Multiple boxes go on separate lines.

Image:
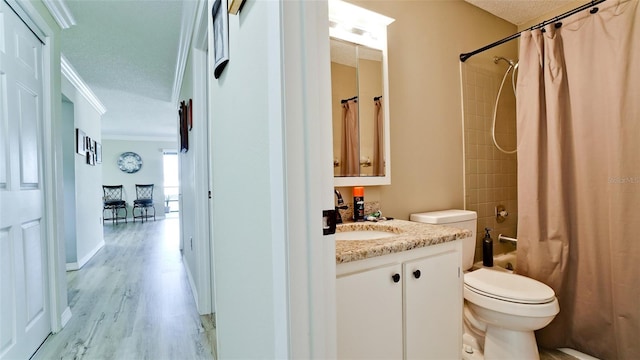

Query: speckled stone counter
left=336, top=219, right=472, bottom=264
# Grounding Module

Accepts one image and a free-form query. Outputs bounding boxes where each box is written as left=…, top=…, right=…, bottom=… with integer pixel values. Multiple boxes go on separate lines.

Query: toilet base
left=484, top=326, right=539, bottom=360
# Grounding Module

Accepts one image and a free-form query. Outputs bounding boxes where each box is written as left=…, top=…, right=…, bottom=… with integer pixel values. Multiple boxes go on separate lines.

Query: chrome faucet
left=334, top=189, right=348, bottom=224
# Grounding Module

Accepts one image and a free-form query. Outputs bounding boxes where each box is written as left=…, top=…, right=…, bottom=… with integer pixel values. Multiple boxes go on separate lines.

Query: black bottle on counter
left=482, top=227, right=494, bottom=267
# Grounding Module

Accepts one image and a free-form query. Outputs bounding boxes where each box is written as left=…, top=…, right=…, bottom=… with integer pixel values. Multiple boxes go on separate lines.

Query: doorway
left=163, top=151, right=180, bottom=215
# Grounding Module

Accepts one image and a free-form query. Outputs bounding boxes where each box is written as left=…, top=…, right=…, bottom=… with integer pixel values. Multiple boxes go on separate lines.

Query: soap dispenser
left=482, top=227, right=494, bottom=267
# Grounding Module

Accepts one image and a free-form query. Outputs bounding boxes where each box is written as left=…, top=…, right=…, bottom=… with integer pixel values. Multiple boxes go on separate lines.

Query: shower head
left=494, top=56, right=515, bottom=67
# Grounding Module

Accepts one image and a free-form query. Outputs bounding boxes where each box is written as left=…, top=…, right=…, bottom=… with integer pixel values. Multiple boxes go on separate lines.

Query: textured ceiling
left=61, top=0, right=580, bottom=141
left=464, top=0, right=578, bottom=26
left=62, top=0, right=185, bottom=141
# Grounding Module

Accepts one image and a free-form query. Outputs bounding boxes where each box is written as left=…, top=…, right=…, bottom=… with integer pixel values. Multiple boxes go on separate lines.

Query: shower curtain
left=373, top=98, right=384, bottom=176
left=341, top=99, right=359, bottom=176
left=516, top=1, right=639, bottom=358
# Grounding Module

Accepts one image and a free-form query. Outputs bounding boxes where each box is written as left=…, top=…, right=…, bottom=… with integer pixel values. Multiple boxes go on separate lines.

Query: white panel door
left=403, top=249, right=462, bottom=360
left=0, top=2, right=50, bottom=360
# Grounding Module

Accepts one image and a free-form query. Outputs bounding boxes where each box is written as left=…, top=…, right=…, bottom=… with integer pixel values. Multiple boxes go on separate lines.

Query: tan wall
left=337, top=0, right=518, bottom=221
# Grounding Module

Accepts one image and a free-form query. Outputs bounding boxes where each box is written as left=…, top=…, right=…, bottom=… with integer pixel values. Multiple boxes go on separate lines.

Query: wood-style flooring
left=33, top=216, right=216, bottom=360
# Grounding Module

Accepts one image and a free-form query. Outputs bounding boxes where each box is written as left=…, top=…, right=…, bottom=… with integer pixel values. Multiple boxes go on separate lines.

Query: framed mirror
left=329, top=0, right=394, bottom=187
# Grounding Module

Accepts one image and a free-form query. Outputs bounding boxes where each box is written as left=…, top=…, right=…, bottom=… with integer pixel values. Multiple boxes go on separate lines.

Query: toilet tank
left=410, top=210, right=477, bottom=271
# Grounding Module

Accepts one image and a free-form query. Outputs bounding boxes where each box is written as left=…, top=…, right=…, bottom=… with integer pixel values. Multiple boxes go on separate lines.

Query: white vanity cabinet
left=336, top=240, right=462, bottom=359
left=337, top=263, right=403, bottom=359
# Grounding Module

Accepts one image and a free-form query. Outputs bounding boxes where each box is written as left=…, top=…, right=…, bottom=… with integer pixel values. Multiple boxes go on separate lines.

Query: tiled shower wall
left=461, top=60, right=518, bottom=260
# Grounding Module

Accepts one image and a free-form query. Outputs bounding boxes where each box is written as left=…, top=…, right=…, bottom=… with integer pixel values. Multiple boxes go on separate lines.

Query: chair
left=133, top=184, right=155, bottom=222
left=103, top=185, right=127, bottom=224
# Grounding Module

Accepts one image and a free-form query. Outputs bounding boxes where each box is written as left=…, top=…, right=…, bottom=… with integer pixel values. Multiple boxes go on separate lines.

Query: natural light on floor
left=163, top=151, right=179, bottom=213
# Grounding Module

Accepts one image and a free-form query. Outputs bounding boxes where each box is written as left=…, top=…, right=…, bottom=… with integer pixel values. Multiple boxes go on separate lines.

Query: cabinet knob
left=392, top=273, right=400, bottom=283
left=413, top=270, right=421, bottom=279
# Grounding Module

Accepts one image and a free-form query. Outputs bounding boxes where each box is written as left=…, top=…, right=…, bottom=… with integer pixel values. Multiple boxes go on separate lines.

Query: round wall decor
left=117, top=152, right=142, bottom=173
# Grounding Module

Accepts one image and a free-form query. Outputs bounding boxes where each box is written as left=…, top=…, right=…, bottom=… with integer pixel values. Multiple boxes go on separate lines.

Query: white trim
left=65, top=240, right=105, bottom=271
left=192, top=47, right=213, bottom=315
left=101, top=133, right=177, bottom=143
left=171, top=0, right=199, bottom=104
left=4, top=0, right=46, bottom=42
left=59, top=307, right=72, bottom=329
left=183, top=254, right=200, bottom=307
left=282, top=1, right=336, bottom=357
left=60, top=54, right=106, bottom=115
left=42, top=0, right=76, bottom=29
left=193, top=0, right=209, bottom=51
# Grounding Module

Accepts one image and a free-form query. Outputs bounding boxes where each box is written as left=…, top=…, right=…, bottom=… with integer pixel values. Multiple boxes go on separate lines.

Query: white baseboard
left=183, top=255, right=204, bottom=314
left=66, top=239, right=105, bottom=271
left=59, top=306, right=72, bottom=330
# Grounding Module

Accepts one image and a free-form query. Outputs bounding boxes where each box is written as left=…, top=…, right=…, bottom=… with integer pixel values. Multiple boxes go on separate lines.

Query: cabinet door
left=337, top=264, right=403, bottom=359
left=403, top=250, right=462, bottom=359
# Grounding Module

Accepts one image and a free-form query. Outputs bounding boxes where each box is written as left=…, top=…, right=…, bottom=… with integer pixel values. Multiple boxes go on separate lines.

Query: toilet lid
left=464, top=268, right=556, bottom=304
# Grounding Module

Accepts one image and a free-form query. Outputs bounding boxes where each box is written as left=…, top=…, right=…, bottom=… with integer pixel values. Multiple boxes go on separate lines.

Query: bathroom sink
left=335, top=230, right=397, bottom=241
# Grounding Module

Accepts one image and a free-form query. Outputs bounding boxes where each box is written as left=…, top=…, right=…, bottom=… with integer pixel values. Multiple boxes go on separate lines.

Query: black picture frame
left=95, top=142, right=102, bottom=164
left=212, top=0, right=229, bottom=79
left=179, top=101, right=189, bottom=153
left=188, top=99, right=193, bottom=131
left=76, top=128, right=86, bottom=155
left=86, top=151, right=95, bottom=166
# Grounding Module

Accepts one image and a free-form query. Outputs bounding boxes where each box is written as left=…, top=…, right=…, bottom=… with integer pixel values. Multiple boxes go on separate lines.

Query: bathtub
left=472, top=250, right=517, bottom=272
left=492, top=251, right=516, bottom=271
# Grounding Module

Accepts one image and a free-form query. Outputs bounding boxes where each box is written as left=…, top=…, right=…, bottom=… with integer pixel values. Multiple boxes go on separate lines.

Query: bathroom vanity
left=336, top=220, right=471, bottom=359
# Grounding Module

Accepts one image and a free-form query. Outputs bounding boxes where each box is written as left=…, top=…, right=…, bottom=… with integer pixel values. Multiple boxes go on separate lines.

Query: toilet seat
left=464, top=268, right=555, bottom=304
left=464, top=269, right=559, bottom=318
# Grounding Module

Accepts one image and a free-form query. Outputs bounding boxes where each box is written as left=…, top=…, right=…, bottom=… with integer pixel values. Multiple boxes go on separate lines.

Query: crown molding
left=171, top=0, right=199, bottom=104
left=42, top=0, right=76, bottom=29
left=61, top=54, right=107, bottom=115
left=101, top=133, right=178, bottom=143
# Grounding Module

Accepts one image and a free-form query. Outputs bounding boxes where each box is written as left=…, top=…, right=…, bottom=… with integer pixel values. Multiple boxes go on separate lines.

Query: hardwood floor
left=33, top=217, right=216, bottom=360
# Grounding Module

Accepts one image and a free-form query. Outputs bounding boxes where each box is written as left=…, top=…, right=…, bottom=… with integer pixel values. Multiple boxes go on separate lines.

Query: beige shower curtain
left=341, top=99, right=359, bottom=176
left=516, top=1, right=639, bottom=358
left=373, top=98, right=384, bottom=176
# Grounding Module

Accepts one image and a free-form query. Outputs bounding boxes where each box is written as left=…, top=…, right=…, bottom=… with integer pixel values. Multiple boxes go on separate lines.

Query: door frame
left=191, top=0, right=213, bottom=314
left=282, top=1, right=337, bottom=357
left=13, top=0, right=71, bottom=332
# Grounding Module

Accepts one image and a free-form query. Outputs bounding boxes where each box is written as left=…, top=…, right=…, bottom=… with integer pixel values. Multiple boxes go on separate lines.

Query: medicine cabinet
left=329, top=0, right=394, bottom=187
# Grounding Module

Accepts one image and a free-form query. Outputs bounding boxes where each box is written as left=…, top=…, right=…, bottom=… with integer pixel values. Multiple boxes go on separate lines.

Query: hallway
left=33, top=218, right=216, bottom=360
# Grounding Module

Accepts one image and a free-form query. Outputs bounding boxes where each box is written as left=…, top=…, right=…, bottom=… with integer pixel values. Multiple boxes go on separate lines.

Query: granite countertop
left=335, top=219, right=472, bottom=264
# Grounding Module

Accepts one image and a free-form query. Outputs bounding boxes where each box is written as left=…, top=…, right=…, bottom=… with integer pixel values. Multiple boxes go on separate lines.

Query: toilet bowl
left=410, top=210, right=559, bottom=360
left=464, top=268, right=559, bottom=359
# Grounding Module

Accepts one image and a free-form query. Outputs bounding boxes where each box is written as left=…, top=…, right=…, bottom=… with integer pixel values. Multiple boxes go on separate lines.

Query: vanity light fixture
left=328, top=0, right=394, bottom=50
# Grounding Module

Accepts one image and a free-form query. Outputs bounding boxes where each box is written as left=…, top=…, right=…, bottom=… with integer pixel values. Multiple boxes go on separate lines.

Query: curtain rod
left=459, top=0, right=605, bottom=62
left=341, top=96, right=358, bottom=104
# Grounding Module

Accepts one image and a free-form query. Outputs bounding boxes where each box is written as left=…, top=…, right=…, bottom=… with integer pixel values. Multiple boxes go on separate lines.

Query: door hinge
left=323, top=209, right=336, bottom=235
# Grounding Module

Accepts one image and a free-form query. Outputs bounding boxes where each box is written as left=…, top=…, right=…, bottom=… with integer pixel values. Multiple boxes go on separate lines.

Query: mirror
left=330, top=39, right=384, bottom=178
left=329, top=0, right=394, bottom=186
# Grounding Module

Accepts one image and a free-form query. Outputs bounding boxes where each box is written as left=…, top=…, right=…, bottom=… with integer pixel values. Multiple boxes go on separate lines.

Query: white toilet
left=410, top=210, right=559, bottom=360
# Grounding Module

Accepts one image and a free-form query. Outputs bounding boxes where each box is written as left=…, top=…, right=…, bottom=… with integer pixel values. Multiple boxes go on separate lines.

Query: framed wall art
left=95, top=142, right=102, bottom=164
left=228, top=0, right=246, bottom=15
left=76, top=128, right=86, bottom=155
left=86, top=150, right=95, bottom=166
left=179, top=101, right=189, bottom=153
left=212, top=0, right=229, bottom=79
